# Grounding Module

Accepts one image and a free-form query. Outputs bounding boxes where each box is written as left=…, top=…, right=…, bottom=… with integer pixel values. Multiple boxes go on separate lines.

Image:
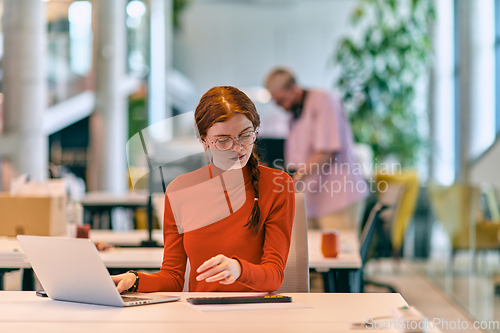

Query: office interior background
left=1, top=0, right=500, bottom=331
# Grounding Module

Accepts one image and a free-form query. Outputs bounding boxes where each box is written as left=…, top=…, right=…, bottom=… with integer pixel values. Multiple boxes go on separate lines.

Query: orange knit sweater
left=137, top=164, right=295, bottom=292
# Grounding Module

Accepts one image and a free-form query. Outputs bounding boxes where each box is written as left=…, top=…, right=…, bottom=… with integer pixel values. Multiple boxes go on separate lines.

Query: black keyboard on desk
left=186, top=295, right=292, bottom=305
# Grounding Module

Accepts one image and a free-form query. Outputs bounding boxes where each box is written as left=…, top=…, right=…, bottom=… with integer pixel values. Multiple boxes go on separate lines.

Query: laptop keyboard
left=122, top=296, right=151, bottom=302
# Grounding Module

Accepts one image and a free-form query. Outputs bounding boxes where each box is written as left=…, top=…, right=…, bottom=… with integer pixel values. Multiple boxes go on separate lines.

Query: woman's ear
left=200, top=137, right=208, bottom=148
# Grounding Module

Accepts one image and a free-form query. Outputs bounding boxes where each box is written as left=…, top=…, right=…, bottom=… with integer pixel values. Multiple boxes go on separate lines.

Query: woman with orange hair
left=112, top=86, right=295, bottom=292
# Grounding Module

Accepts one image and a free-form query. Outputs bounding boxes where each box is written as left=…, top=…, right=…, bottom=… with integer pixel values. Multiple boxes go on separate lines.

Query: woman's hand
left=292, top=171, right=304, bottom=183
left=196, top=254, right=241, bottom=285
left=111, top=272, right=136, bottom=293
left=95, top=242, right=113, bottom=251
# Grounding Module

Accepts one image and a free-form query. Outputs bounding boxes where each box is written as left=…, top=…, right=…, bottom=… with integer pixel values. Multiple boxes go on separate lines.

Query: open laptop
left=17, top=235, right=180, bottom=307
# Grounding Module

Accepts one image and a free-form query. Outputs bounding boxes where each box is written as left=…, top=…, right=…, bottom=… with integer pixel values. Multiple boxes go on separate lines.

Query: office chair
left=183, top=193, right=309, bottom=293
left=375, top=172, right=420, bottom=257
left=183, top=260, right=190, bottom=292
left=359, top=185, right=403, bottom=293
left=428, top=184, right=500, bottom=257
left=277, top=192, right=310, bottom=293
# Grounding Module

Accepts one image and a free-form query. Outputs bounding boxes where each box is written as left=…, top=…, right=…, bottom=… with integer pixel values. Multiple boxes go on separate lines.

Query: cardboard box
left=0, top=193, right=67, bottom=237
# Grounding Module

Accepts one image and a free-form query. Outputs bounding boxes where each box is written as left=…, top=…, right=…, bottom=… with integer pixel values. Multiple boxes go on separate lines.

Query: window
left=496, top=0, right=500, bottom=134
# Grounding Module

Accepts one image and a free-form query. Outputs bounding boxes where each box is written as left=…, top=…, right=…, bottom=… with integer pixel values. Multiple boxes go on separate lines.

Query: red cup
left=76, top=224, right=91, bottom=239
left=321, top=231, right=340, bottom=258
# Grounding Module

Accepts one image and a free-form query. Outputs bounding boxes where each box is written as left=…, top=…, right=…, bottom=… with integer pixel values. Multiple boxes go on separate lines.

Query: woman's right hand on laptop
left=111, top=272, right=136, bottom=293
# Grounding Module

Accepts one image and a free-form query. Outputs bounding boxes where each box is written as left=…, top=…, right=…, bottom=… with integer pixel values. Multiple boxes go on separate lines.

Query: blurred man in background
left=265, top=67, right=368, bottom=233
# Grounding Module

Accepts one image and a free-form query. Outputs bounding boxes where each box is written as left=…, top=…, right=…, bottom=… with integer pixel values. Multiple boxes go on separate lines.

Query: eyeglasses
left=207, top=131, right=258, bottom=151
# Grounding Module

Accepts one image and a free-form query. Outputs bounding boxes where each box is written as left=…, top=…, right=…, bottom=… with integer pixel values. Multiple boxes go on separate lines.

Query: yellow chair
left=375, top=171, right=420, bottom=254
left=427, top=183, right=500, bottom=251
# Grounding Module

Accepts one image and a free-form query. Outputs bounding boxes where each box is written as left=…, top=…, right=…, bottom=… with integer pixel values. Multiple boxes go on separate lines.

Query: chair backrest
left=182, top=192, right=309, bottom=292
left=375, top=172, right=419, bottom=252
left=360, top=185, right=403, bottom=265
left=183, top=259, right=190, bottom=292
left=276, top=192, right=310, bottom=293
left=427, top=183, right=480, bottom=240
left=359, top=202, right=385, bottom=264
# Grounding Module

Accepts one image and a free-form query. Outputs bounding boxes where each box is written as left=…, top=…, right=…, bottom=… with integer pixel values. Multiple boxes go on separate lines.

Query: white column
left=94, top=0, right=128, bottom=193
left=456, top=0, right=496, bottom=182
left=2, top=0, right=48, bottom=181
left=430, top=0, right=456, bottom=185
left=456, top=0, right=472, bottom=182
left=148, top=0, right=173, bottom=140
left=467, top=0, right=496, bottom=160
left=165, top=0, right=174, bottom=125
left=455, top=1, right=495, bottom=315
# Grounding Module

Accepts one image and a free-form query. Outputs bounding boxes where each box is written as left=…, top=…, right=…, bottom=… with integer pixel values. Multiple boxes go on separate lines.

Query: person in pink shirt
left=265, top=67, right=369, bottom=232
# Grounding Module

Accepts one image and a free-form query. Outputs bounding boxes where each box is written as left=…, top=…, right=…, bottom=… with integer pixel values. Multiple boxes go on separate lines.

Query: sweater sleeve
left=233, top=174, right=295, bottom=292
left=137, top=192, right=187, bottom=292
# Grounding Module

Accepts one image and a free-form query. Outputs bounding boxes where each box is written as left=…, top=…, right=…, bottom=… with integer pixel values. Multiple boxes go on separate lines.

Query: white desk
left=0, top=245, right=163, bottom=270
left=0, top=291, right=441, bottom=333
left=99, top=247, right=163, bottom=268
left=80, top=192, right=148, bottom=206
left=0, top=234, right=360, bottom=270
left=89, top=229, right=362, bottom=270
left=0, top=238, right=28, bottom=268
left=0, top=230, right=362, bottom=292
left=307, top=230, right=361, bottom=270
left=90, top=229, right=164, bottom=247
left=0, top=238, right=31, bottom=290
left=0, top=241, right=164, bottom=290
left=89, top=229, right=362, bottom=292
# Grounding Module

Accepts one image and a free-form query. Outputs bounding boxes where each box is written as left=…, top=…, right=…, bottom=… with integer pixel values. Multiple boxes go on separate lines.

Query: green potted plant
left=335, top=0, right=436, bottom=167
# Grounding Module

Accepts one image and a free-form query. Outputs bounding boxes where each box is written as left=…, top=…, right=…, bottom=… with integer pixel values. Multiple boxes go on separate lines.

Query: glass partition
left=414, top=183, right=500, bottom=333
